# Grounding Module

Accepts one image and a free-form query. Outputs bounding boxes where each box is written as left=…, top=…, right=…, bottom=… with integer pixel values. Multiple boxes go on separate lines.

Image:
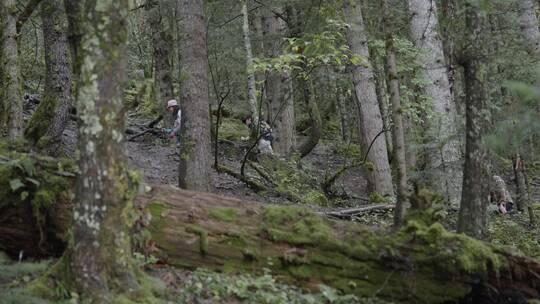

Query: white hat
left=167, top=99, right=178, bottom=108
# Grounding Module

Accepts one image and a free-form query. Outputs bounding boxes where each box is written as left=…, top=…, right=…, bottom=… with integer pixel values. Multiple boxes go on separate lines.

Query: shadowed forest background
left=1, top=0, right=540, bottom=303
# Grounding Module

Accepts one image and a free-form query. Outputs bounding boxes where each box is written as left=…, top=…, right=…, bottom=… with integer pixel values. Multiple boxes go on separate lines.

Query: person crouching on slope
left=164, top=99, right=182, bottom=146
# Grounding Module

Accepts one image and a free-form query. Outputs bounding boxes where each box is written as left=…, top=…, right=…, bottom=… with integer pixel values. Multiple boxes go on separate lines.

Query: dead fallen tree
left=1, top=150, right=540, bottom=303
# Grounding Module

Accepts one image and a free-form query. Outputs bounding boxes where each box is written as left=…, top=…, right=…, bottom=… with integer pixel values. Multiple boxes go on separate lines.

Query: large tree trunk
left=67, top=0, right=140, bottom=301
left=407, top=0, right=462, bottom=204
left=513, top=154, right=536, bottom=225
left=343, top=0, right=393, bottom=197
left=263, top=10, right=296, bottom=156
left=383, top=2, right=408, bottom=227
left=2, top=176, right=540, bottom=303
left=25, top=0, right=73, bottom=156
left=457, top=3, right=491, bottom=239
left=147, top=0, right=175, bottom=127
left=242, top=0, right=259, bottom=126
left=518, top=0, right=540, bottom=57
left=1, top=0, right=23, bottom=138
left=177, top=0, right=212, bottom=191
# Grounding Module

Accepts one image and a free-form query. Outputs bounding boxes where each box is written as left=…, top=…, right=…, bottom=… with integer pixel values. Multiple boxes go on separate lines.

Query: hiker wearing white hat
left=164, top=99, right=181, bottom=145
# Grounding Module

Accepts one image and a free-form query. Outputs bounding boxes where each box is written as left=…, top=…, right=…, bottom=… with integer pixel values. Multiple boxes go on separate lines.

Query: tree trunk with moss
left=457, top=3, right=491, bottom=240
left=64, top=0, right=83, bottom=93
left=25, top=0, right=73, bottom=155
left=407, top=0, right=462, bottom=204
left=177, top=0, right=212, bottom=191
left=147, top=0, right=175, bottom=127
left=263, top=10, right=296, bottom=157
left=67, top=0, right=142, bottom=302
left=343, top=0, right=393, bottom=197
left=1, top=0, right=23, bottom=138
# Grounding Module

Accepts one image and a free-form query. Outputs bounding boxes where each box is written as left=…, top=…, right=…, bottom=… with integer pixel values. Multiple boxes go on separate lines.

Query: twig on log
left=322, top=204, right=394, bottom=219
left=216, top=165, right=267, bottom=193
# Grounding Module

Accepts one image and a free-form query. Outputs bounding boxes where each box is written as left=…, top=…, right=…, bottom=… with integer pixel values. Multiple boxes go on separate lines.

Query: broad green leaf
left=10, top=179, right=25, bottom=191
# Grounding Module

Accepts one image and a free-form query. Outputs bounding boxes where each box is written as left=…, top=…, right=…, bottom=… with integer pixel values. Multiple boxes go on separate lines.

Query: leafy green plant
left=178, top=269, right=387, bottom=304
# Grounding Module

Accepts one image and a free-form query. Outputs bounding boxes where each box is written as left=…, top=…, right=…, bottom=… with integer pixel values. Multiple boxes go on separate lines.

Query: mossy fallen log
left=2, top=148, right=540, bottom=303
left=135, top=186, right=540, bottom=304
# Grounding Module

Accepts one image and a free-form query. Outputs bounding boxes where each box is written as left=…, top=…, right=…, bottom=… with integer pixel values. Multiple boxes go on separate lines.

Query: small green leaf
left=20, top=159, right=35, bottom=176
left=10, top=179, right=25, bottom=191
left=20, top=191, right=29, bottom=200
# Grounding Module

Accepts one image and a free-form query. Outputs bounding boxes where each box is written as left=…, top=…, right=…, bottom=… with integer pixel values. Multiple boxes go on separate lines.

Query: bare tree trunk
left=1, top=0, right=23, bottom=138
left=178, top=0, right=212, bottom=191
left=147, top=0, right=175, bottom=127
left=242, top=0, right=259, bottom=125
left=336, top=84, right=350, bottom=144
left=25, top=0, right=73, bottom=156
left=69, top=0, right=139, bottom=301
left=383, top=0, right=408, bottom=227
left=297, top=79, right=322, bottom=158
left=518, top=0, right=540, bottom=57
left=407, top=0, right=462, bottom=204
left=458, top=4, right=491, bottom=239
left=263, top=10, right=296, bottom=156
left=374, top=67, right=393, bottom=156
left=343, top=0, right=394, bottom=197
left=513, top=154, right=536, bottom=225
left=0, top=20, right=5, bottom=136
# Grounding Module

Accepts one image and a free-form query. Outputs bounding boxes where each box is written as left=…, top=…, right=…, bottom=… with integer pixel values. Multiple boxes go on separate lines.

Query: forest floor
left=5, top=105, right=539, bottom=303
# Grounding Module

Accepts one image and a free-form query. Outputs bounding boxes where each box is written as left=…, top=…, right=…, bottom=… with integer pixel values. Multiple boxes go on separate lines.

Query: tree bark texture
left=457, top=4, right=491, bottom=239
left=25, top=0, right=73, bottom=156
left=343, top=0, right=394, bottom=197
left=1, top=0, right=23, bottom=138
left=63, top=0, right=83, bottom=95
left=262, top=9, right=296, bottom=156
left=242, top=0, right=259, bottom=125
left=147, top=0, right=175, bottom=127
left=407, top=0, right=462, bottom=204
left=70, top=0, right=138, bottom=301
left=177, top=0, right=212, bottom=191
left=518, top=0, right=540, bottom=57
left=383, top=4, right=408, bottom=228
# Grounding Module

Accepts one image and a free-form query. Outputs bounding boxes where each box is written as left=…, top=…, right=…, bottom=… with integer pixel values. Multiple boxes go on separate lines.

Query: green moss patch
left=261, top=205, right=333, bottom=246
left=256, top=156, right=328, bottom=206
left=218, top=118, right=249, bottom=142
left=209, top=207, right=238, bottom=222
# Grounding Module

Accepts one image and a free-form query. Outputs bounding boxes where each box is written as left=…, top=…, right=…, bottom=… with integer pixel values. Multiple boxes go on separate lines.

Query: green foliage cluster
left=488, top=205, right=540, bottom=259
left=178, top=268, right=386, bottom=304
left=0, top=140, right=74, bottom=245
left=124, top=79, right=159, bottom=117
left=217, top=117, right=250, bottom=142
left=257, top=156, right=328, bottom=205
